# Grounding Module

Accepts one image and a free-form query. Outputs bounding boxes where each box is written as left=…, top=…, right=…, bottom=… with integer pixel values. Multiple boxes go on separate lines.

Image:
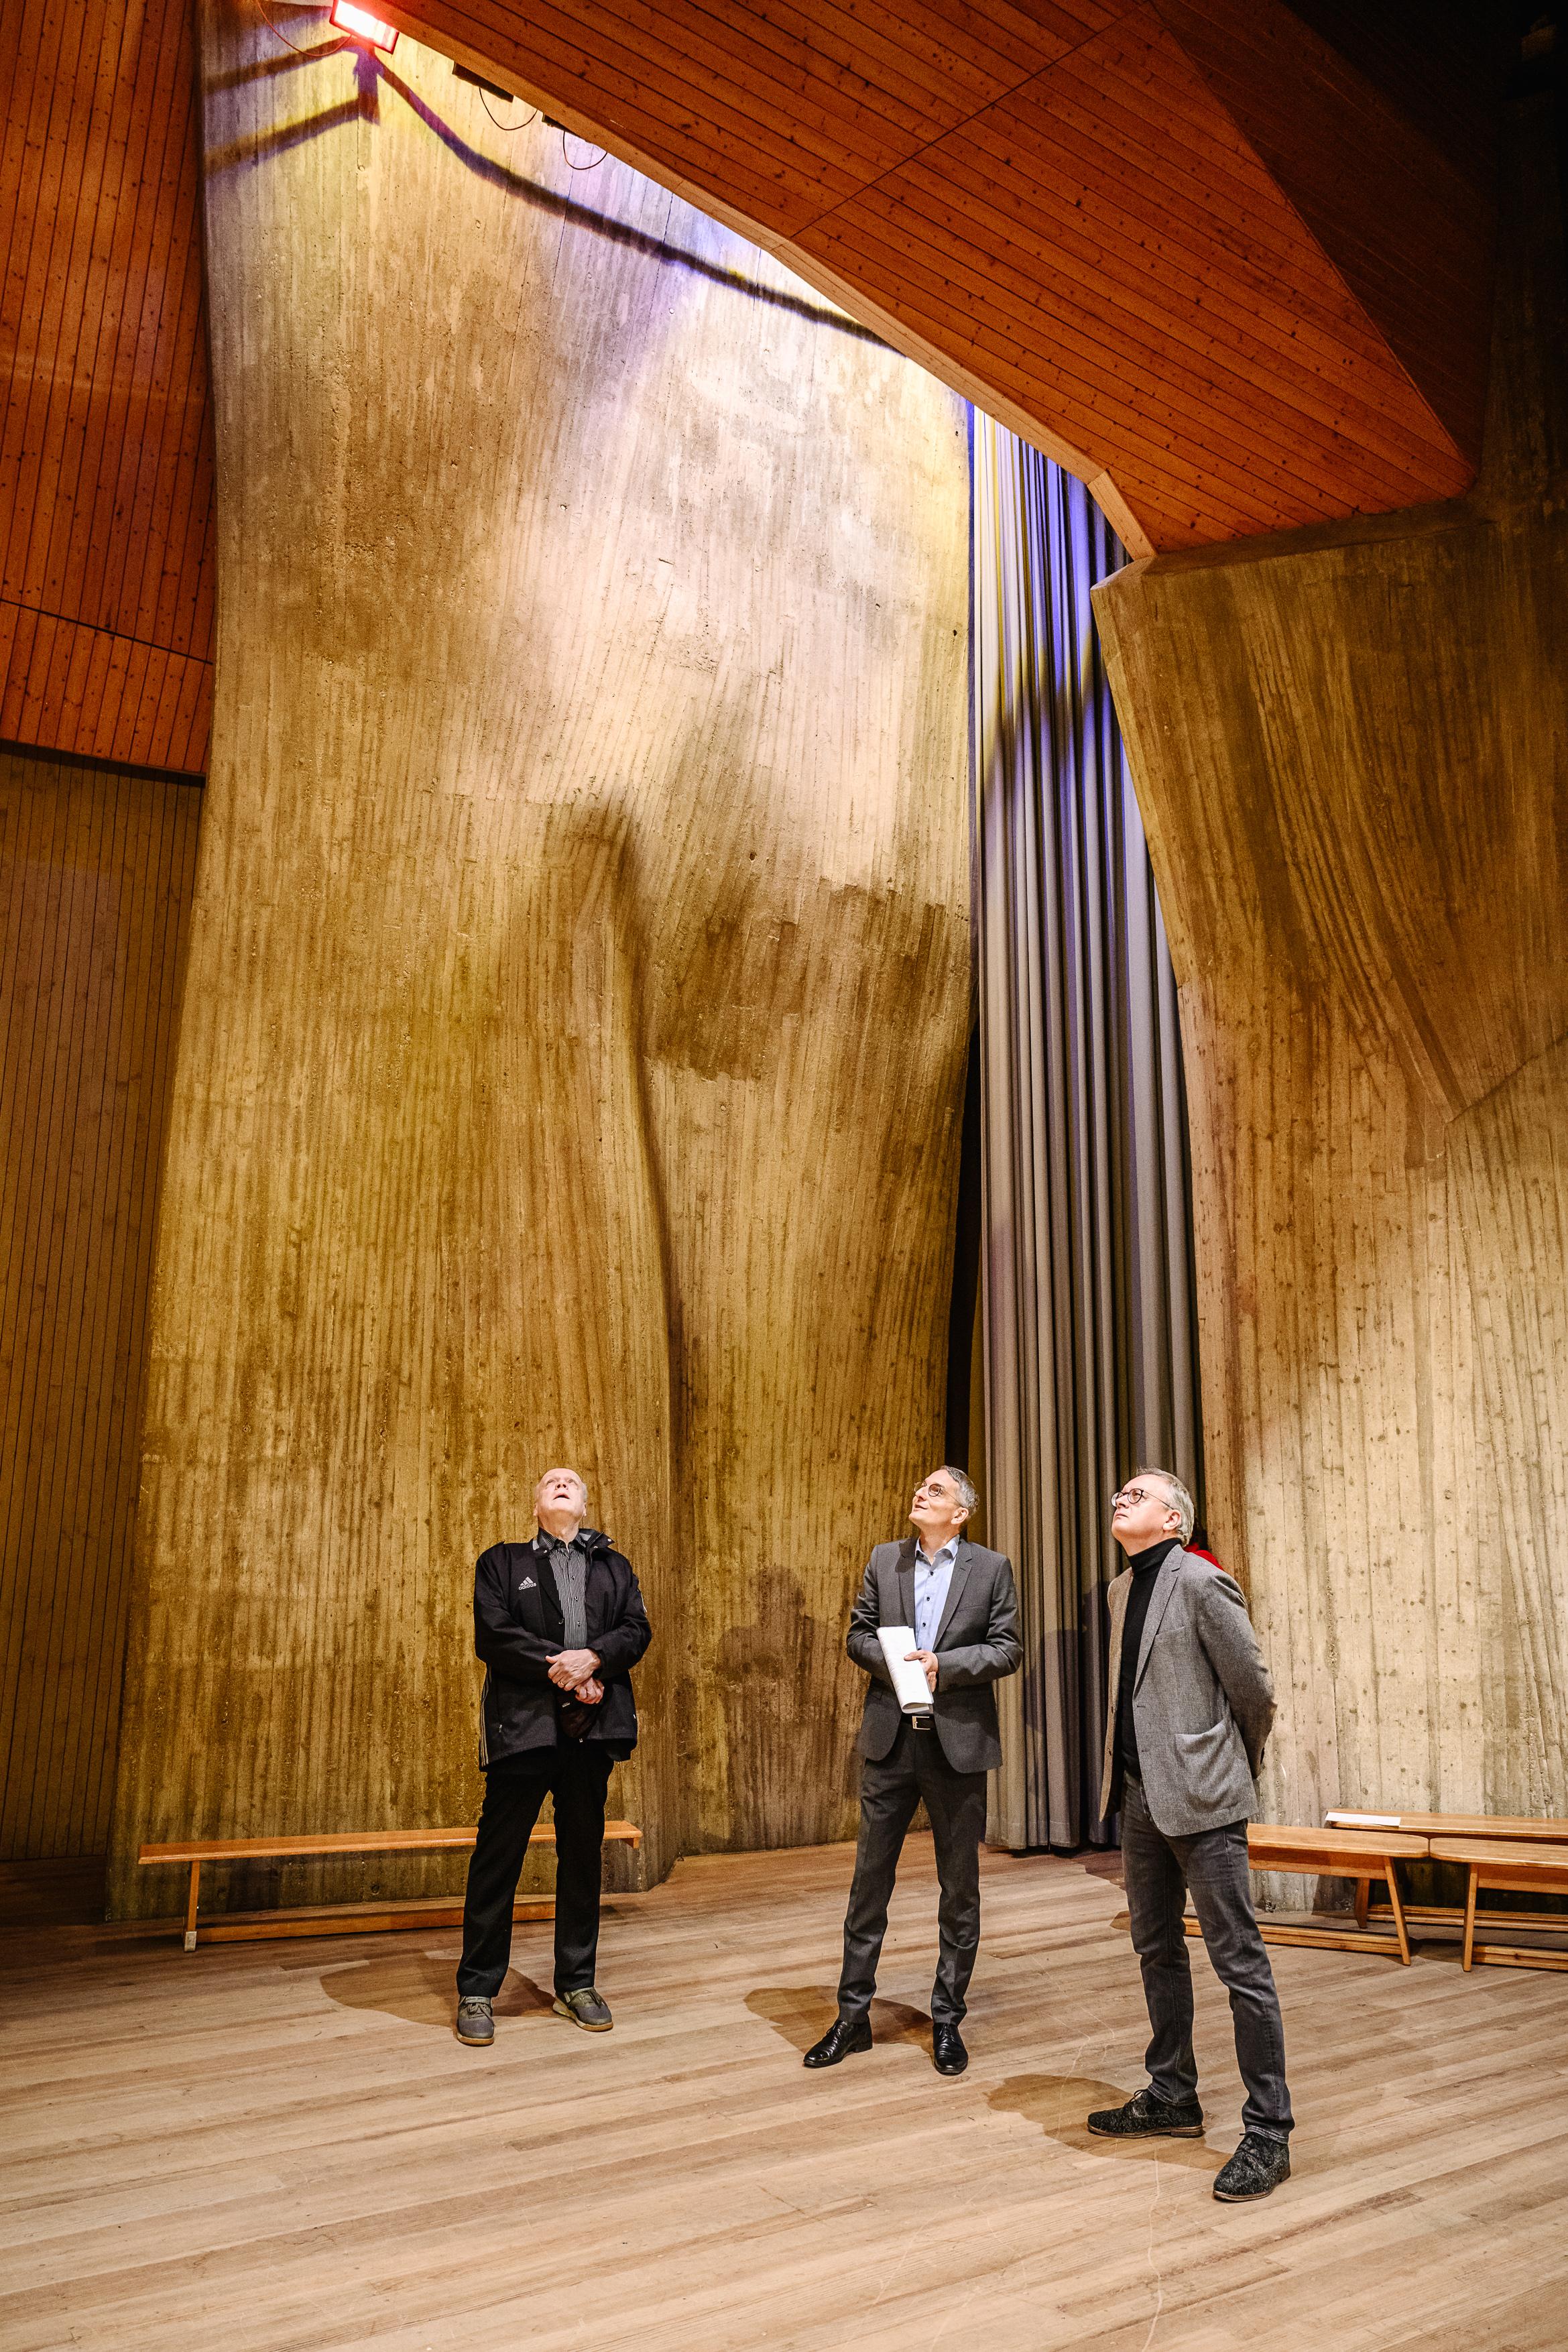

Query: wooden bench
left=1174, top=1824, right=1431, bottom=1962
left=1325, top=1811, right=1568, bottom=1842
left=1248, top=1824, right=1431, bottom=1962
left=138, top=1821, right=642, bottom=1950
left=1428, top=1836, right=1568, bottom=1974
left=1324, top=1812, right=1568, bottom=1945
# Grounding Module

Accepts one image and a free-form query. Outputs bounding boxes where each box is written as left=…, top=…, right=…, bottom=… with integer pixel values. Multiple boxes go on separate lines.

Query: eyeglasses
left=1110, top=1486, right=1160, bottom=1509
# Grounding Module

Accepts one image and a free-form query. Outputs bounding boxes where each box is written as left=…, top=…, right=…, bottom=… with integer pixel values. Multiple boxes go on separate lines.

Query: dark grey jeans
left=837, top=1720, right=988, bottom=2026
left=1122, top=1774, right=1293, bottom=2140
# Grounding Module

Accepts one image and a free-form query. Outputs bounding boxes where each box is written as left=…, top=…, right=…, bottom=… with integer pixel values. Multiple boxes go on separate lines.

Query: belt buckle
left=909, top=1709, right=935, bottom=1732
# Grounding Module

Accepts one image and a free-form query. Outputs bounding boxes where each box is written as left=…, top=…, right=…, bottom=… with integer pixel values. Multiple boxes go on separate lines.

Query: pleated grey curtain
left=972, top=415, right=1202, bottom=1853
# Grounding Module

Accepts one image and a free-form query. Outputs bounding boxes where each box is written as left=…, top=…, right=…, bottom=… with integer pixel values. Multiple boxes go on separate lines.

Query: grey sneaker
left=455, top=1997, right=494, bottom=2046
left=1213, top=2131, right=1291, bottom=2201
left=1087, top=2086, right=1205, bottom=2138
left=552, top=1986, right=613, bottom=2031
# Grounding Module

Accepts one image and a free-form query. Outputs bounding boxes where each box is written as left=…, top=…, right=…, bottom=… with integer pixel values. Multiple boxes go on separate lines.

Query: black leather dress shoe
left=803, top=2017, right=873, bottom=2068
left=932, top=2023, right=968, bottom=2075
left=1212, top=2131, right=1291, bottom=2201
left=1087, top=2087, right=1204, bottom=2138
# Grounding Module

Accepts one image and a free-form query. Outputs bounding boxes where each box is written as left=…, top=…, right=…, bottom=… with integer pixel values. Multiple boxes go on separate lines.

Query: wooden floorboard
left=2, top=1838, right=1567, bottom=2350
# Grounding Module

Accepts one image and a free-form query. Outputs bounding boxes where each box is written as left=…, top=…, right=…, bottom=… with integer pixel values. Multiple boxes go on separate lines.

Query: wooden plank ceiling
left=385, top=0, right=1500, bottom=553
left=0, top=0, right=1498, bottom=774
left=1, top=0, right=213, bottom=776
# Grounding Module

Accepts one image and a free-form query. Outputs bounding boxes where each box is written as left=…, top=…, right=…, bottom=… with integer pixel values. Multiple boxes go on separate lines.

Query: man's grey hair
left=935, top=1465, right=978, bottom=1517
left=1130, top=1466, right=1195, bottom=1544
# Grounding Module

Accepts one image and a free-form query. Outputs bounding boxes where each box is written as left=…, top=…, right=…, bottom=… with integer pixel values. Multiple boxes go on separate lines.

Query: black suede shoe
left=1213, top=2131, right=1291, bottom=2201
left=803, top=2017, right=873, bottom=2068
left=1087, top=2086, right=1205, bottom=2138
left=932, top=2023, right=968, bottom=2076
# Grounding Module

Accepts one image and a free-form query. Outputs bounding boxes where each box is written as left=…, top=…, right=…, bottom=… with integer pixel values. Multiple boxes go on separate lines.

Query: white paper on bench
left=1323, top=1810, right=1403, bottom=1828
left=878, top=1627, right=935, bottom=1713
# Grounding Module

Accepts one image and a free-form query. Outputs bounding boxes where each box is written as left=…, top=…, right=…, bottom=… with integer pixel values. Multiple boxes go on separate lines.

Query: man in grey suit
left=804, top=1466, right=1021, bottom=2078
left=1088, top=1468, right=1294, bottom=2202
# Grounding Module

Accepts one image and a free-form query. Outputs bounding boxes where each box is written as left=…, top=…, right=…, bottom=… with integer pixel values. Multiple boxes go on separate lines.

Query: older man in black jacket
left=455, top=1467, right=652, bottom=2046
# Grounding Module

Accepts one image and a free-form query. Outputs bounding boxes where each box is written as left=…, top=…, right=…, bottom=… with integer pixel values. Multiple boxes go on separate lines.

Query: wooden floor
left=3, top=1839, right=1567, bottom=2351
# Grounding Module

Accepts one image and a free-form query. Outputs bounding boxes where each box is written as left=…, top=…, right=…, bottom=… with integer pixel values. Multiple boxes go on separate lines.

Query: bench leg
left=1461, top=1868, right=1478, bottom=1972
left=1384, top=1862, right=1412, bottom=1965
left=1353, top=1877, right=1370, bottom=1932
left=184, top=1860, right=201, bottom=1952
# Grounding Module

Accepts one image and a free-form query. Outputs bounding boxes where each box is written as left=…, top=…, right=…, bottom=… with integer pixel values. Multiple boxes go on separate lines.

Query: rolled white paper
left=878, top=1625, right=936, bottom=1712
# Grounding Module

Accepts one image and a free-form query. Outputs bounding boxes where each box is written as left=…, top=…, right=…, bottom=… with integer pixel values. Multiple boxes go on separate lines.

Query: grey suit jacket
left=847, top=1537, right=1022, bottom=1776
left=1098, top=1546, right=1275, bottom=1837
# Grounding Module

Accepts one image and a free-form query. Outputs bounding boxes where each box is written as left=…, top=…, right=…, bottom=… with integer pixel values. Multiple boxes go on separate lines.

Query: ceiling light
left=330, top=1, right=398, bottom=52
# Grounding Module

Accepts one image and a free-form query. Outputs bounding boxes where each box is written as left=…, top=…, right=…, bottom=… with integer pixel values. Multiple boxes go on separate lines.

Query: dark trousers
left=457, top=1743, right=615, bottom=2000
left=1122, top=1774, right=1293, bottom=2140
left=837, top=1720, right=989, bottom=2027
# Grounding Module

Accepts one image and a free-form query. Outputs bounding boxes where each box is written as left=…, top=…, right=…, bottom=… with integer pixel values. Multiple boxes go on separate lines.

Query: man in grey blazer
left=1089, top=1468, right=1293, bottom=2202
left=804, top=1466, right=1020, bottom=2078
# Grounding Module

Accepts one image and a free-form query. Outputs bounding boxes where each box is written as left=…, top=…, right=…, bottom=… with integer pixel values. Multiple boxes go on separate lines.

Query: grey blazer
left=1098, top=1546, right=1276, bottom=1838
left=847, top=1537, right=1022, bottom=1776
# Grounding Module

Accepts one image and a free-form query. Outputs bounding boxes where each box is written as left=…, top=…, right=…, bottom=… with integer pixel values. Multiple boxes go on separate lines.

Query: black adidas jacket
left=474, top=1528, right=652, bottom=1767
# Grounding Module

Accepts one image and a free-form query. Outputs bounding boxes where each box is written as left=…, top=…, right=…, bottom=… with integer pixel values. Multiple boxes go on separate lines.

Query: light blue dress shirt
left=913, top=1533, right=961, bottom=1652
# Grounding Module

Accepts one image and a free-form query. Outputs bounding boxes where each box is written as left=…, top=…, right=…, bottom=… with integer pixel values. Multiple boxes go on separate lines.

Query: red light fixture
left=330, top=1, right=398, bottom=51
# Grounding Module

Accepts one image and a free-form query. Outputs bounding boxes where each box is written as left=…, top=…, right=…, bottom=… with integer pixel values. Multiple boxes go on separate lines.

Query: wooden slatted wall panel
left=0, top=746, right=200, bottom=1861
left=0, top=0, right=215, bottom=775
left=382, top=0, right=1498, bottom=552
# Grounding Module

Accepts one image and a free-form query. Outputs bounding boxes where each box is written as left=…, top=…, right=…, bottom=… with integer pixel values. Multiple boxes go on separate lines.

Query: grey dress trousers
left=837, top=1537, right=1022, bottom=2027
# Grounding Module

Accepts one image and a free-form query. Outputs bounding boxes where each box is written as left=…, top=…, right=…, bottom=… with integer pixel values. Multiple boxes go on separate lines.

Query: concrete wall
left=108, top=7, right=970, bottom=1911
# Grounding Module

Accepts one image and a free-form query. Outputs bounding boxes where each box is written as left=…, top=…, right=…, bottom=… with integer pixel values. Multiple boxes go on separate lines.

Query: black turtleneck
left=1114, top=1538, right=1180, bottom=1787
